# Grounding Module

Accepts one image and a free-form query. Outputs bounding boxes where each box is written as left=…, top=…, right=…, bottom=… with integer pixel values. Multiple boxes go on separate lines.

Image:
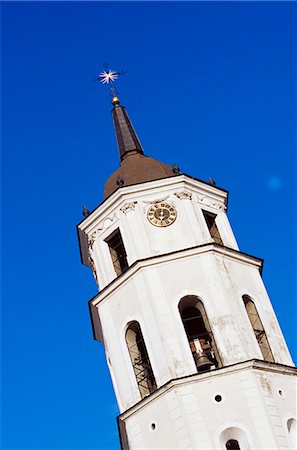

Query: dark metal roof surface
left=112, top=104, right=143, bottom=160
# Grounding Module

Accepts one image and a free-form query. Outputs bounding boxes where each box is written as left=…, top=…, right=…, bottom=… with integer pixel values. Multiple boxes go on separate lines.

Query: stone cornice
left=77, top=174, right=228, bottom=266
left=90, top=244, right=263, bottom=309
left=118, top=359, right=297, bottom=420
left=88, top=243, right=263, bottom=342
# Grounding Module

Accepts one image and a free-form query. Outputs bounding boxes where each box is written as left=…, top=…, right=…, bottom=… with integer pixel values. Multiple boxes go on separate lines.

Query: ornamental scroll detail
left=88, top=232, right=98, bottom=250
left=87, top=212, right=118, bottom=249
left=196, top=194, right=226, bottom=211
left=142, top=195, right=170, bottom=205
left=141, top=195, right=171, bottom=214
left=120, top=201, right=137, bottom=214
left=88, top=253, right=99, bottom=285
left=174, top=191, right=192, bottom=200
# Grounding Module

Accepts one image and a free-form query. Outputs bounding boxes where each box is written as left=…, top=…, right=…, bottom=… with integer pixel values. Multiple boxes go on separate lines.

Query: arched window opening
left=226, top=439, right=241, bottom=450
left=287, top=418, right=296, bottom=449
left=125, top=321, right=157, bottom=399
left=220, top=427, right=250, bottom=450
left=179, top=296, right=221, bottom=372
left=243, top=295, right=274, bottom=362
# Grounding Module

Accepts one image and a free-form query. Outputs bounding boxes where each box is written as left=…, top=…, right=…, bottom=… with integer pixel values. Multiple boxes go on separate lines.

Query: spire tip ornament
left=99, top=69, right=119, bottom=84
left=95, top=65, right=125, bottom=105
left=111, top=96, right=120, bottom=106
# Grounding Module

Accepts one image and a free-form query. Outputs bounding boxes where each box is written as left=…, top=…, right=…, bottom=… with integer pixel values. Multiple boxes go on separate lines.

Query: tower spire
left=96, top=66, right=144, bottom=161
left=96, top=67, right=176, bottom=198
left=111, top=96, right=144, bottom=161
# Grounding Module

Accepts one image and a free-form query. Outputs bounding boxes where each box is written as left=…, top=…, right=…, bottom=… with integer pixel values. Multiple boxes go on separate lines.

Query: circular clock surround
left=147, top=202, right=177, bottom=227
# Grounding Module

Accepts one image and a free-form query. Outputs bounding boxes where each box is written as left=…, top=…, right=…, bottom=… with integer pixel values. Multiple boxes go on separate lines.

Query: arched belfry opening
left=226, top=439, right=241, bottom=450
left=243, top=295, right=274, bottom=362
left=220, top=427, right=250, bottom=450
left=178, top=296, right=221, bottom=371
left=125, top=321, right=157, bottom=399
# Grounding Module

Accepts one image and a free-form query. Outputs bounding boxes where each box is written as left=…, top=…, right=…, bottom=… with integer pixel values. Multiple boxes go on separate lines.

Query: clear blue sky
left=1, top=2, right=296, bottom=449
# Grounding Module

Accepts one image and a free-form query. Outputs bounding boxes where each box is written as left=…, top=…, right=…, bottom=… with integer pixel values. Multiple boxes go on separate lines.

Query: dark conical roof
left=112, top=100, right=143, bottom=160
left=104, top=97, right=177, bottom=199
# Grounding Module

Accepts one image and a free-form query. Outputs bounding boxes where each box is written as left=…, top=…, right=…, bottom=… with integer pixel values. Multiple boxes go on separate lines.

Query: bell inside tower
left=179, top=296, right=222, bottom=371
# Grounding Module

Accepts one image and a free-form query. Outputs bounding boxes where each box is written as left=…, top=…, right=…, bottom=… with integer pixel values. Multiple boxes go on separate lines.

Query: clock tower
left=77, top=94, right=296, bottom=450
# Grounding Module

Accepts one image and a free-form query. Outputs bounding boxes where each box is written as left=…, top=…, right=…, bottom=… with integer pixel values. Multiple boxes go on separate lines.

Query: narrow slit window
left=243, top=295, right=274, bottom=362
left=126, top=321, right=157, bottom=399
left=179, top=296, right=222, bottom=372
left=202, top=210, right=223, bottom=245
left=226, top=439, right=241, bottom=450
left=105, top=229, right=128, bottom=276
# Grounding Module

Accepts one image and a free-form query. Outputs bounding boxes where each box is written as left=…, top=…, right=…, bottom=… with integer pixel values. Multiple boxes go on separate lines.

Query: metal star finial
left=94, top=65, right=125, bottom=85
left=94, top=65, right=126, bottom=102
left=99, top=69, right=119, bottom=84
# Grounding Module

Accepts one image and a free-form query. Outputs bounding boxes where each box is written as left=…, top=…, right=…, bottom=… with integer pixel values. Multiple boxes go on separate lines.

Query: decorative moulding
left=120, top=201, right=137, bottom=214
left=142, top=195, right=170, bottom=205
left=90, top=244, right=262, bottom=307
left=141, top=195, right=172, bottom=214
left=174, top=190, right=192, bottom=200
left=87, top=212, right=118, bottom=248
left=79, top=174, right=227, bottom=234
left=88, top=232, right=98, bottom=249
left=88, top=254, right=99, bottom=285
left=196, top=194, right=226, bottom=211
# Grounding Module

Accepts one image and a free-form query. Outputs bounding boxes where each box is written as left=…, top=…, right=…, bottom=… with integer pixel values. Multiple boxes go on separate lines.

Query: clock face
left=147, top=202, right=177, bottom=227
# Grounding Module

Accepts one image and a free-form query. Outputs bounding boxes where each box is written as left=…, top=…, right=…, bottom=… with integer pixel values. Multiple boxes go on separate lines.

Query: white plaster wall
left=120, top=365, right=296, bottom=450
left=95, top=249, right=293, bottom=411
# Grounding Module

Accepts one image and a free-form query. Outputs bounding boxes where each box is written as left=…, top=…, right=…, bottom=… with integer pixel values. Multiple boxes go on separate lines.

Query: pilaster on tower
left=77, top=84, right=296, bottom=450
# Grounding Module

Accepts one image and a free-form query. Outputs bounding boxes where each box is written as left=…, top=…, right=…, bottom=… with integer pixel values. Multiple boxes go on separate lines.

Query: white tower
left=77, top=94, right=296, bottom=450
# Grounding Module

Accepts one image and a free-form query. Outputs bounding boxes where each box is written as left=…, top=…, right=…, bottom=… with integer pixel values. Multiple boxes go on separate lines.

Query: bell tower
left=77, top=92, right=296, bottom=450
